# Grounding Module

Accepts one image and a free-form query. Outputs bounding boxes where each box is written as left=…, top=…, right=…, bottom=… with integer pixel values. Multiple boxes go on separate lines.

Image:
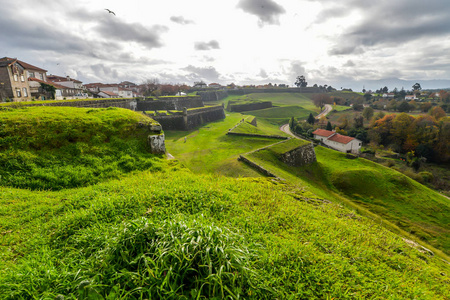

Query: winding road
left=280, top=104, right=333, bottom=136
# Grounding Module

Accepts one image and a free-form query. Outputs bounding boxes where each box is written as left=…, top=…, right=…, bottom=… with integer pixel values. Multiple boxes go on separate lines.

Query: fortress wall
left=227, top=101, right=272, bottom=112
left=280, top=143, right=317, bottom=166
left=136, top=97, right=204, bottom=111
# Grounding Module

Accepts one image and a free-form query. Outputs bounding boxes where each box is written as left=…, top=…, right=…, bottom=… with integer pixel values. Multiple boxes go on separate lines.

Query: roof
left=0, top=57, right=47, bottom=72
left=47, top=75, right=82, bottom=83
left=28, top=77, right=73, bottom=90
left=327, top=134, right=355, bottom=144
left=312, top=129, right=335, bottom=137
left=99, top=90, right=118, bottom=96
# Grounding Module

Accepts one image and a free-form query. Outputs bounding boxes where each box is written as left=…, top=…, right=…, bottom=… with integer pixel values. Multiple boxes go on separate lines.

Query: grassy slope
left=164, top=112, right=288, bottom=177
left=0, top=106, right=162, bottom=190
left=0, top=167, right=449, bottom=299
left=246, top=144, right=450, bottom=257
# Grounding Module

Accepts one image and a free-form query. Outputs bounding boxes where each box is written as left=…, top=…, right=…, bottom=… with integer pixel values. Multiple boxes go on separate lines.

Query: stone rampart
left=227, top=132, right=289, bottom=139
left=238, top=155, right=280, bottom=179
left=280, top=143, right=317, bottom=166
left=136, top=96, right=204, bottom=111
left=227, top=101, right=272, bottom=112
left=197, top=91, right=228, bottom=102
left=5, top=98, right=137, bottom=110
left=227, top=87, right=321, bottom=95
left=149, top=105, right=225, bottom=131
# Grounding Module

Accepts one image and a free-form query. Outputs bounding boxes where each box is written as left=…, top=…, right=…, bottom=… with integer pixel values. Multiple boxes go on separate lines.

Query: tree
left=362, top=107, right=374, bottom=121
left=295, top=76, right=307, bottom=88
left=353, top=103, right=364, bottom=111
left=312, top=93, right=331, bottom=111
left=307, top=113, right=315, bottom=125
left=382, top=86, right=389, bottom=93
left=397, top=101, right=411, bottom=112
left=429, top=106, right=446, bottom=120
left=363, top=93, right=372, bottom=101
left=412, top=83, right=422, bottom=91
left=353, top=115, right=364, bottom=128
left=142, top=78, right=159, bottom=96
left=326, top=121, right=332, bottom=131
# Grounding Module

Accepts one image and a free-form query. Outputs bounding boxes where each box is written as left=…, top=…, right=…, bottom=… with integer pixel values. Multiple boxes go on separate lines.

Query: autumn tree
left=312, top=93, right=332, bottom=111
left=429, top=106, right=446, bottom=120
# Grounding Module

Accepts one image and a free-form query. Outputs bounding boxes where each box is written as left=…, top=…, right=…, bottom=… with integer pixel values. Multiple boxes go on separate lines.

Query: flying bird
left=105, top=9, right=115, bottom=16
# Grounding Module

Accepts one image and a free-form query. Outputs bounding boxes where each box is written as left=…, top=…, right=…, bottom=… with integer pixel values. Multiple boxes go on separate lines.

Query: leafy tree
left=363, top=93, right=372, bottom=101
left=326, top=121, right=332, bottom=131
left=289, top=117, right=296, bottom=130
left=429, top=106, right=446, bottom=120
left=420, top=102, right=432, bottom=112
left=294, top=76, right=307, bottom=88
left=353, top=103, right=364, bottom=111
left=412, top=83, right=422, bottom=91
left=397, top=101, right=411, bottom=112
left=362, top=107, right=374, bottom=121
left=307, top=113, right=315, bottom=125
left=353, top=115, right=364, bottom=128
left=312, top=93, right=332, bottom=111
left=39, top=82, right=56, bottom=99
left=382, top=86, right=389, bottom=93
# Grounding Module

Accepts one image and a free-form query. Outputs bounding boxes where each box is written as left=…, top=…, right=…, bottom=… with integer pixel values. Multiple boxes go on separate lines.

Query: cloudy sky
left=2, top=0, right=450, bottom=90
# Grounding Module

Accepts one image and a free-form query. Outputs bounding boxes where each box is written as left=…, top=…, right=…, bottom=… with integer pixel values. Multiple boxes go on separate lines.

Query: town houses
left=312, top=129, right=362, bottom=154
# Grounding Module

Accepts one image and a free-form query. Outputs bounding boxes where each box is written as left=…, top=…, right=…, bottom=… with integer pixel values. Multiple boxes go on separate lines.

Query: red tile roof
left=312, top=129, right=335, bottom=137
left=47, top=75, right=82, bottom=83
left=328, top=134, right=355, bottom=144
left=28, top=77, right=73, bottom=90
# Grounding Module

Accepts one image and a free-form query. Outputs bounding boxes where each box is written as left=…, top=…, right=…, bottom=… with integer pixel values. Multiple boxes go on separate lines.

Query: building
left=0, top=57, right=48, bottom=101
left=313, top=129, right=362, bottom=154
left=47, top=75, right=86, bottom=99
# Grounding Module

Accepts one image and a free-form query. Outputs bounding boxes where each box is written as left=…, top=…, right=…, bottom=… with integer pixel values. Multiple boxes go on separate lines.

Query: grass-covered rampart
left=0, top=106, right=162, bottom=190
left=0, top=167, right=448, bottom=299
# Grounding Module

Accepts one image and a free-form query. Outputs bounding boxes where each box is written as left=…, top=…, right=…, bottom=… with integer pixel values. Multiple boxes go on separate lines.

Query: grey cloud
left=170, top=16, right=195, bottom=25
left=259, top=69, right=268, bottom=78
left=237, top=0, right=285, bottom=27
left=194, top=40, right=220, bottom=51
left=95, top=18, right=168, bottom=49
left=343, top=60, right=355, bottom=67
left=182, top=65, right=221, bottom=82
left=313, top=0, right=450, bottom=55
left=91, top=64, right=119, bottom=80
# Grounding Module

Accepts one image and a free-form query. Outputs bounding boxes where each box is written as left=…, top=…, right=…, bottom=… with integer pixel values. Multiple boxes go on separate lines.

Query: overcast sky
left=2, top=0, right=450, bottom=90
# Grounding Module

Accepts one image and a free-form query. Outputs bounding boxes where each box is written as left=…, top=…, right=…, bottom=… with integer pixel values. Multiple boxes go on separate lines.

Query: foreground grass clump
left=0, top=106, right=162, bottom=190
left=0, top=167, right=449, bottom=299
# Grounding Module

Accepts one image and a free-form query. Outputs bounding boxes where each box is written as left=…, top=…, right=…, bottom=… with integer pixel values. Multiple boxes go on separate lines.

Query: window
left=28, top=71, right=35, bottom=78
left=16, top=88, right=21, bottom=97
left=14, top=74, right=18, bottom=81
left=23, top=88, right=28, bottom=97
left=20, top=75, right=25, bottom=82
left=39, top=73, right=44, bottom=80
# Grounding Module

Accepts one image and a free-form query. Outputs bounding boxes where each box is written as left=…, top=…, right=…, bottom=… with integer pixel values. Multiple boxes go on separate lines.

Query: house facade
left=0, top=57, right=48, bottom=101
left=313, top=129, right=361, bottom=154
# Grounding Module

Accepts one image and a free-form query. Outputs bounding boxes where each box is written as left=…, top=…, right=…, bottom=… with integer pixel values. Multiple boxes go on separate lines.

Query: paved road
left=280, top=124, right=296, bottom=137
left=315, top=104, right=333, bottom=119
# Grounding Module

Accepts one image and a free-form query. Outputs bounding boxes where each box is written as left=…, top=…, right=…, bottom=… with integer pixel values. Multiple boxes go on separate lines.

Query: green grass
left=245, top=145, right=450, bottom=258
left=245, top=105, right=316, bottom=125
left=0, top=106, right=162, bottom=190
left=260, top=138, right=310, bottom=156
left=164, top=113, right=284, bottom=177
left=0, top=166, right=449, bottom=299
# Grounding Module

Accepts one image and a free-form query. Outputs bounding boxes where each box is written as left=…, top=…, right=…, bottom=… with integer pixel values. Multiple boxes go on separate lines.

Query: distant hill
left=325, top=78, right=450, bottom=92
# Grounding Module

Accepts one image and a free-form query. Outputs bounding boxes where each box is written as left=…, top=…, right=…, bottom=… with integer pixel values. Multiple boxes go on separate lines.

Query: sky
left=1, top=0, right=450, bottom=91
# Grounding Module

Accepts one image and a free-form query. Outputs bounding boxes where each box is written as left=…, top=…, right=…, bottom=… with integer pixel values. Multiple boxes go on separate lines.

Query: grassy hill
left=0, top=105, right=449, bottom=299
left=0, top=106, right=163, bottom=190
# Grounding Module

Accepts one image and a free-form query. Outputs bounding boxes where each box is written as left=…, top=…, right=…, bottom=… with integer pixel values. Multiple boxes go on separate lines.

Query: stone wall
left=227, top=101, right=272, bottom=112
left=136, top=96, right=204, bottom=111
left=280, top=143, right=317, bottom=167
left=197, top=91, right=228, bottom=102
left=227, top=132, right=289, bottom=139
left=5, top=98, right=137, bottom=110
left=227, top=87, right=321, bottom=95
left=238, top=155, right=280, bottom=179
left=150, top=105, right=226, bottom=131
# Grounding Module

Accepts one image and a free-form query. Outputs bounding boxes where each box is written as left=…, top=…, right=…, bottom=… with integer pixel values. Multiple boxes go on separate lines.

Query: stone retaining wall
left=227, top=101, right=272, bottom=112
left=238, top=155, right=280, bottom=178
left=227, top=132, right=289, bottom=139
left=280, top=143, right=317, bottom=166
left=197, top=91, right=228, bottom=102
left=137, top=96, right=203, bottom=111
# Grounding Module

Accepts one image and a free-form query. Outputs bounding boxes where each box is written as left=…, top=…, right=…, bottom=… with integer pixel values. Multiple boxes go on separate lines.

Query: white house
left=313, top=129, right=362, bottom=154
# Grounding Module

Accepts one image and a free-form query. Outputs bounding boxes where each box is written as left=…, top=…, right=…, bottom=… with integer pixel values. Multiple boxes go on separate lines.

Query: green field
left=1, top=103, right=449, bottom=299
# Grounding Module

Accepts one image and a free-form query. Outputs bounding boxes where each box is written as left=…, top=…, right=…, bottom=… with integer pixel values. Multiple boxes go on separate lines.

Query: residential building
left=0, top=57, right=48, bottom=101
left=98, top=90, right=119, bottom=98
left=313, top=129, right=362, bottom=154
left=47, top=75, right=86, bottom=99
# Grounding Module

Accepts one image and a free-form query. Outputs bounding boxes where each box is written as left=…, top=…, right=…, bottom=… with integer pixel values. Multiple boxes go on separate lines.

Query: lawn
left=164, top=113, right=287, bottom=176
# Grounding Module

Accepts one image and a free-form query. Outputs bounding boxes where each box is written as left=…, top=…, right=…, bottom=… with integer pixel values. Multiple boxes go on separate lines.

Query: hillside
left=0, top=106, right=449, bottom=299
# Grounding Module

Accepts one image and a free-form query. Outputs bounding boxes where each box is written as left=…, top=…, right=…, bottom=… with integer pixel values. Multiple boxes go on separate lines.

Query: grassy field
left=164, top=113, right=288, bottom=177
left=1, top=102, right=449, bottom=298
left=245, top=105, right=316, bottom=125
